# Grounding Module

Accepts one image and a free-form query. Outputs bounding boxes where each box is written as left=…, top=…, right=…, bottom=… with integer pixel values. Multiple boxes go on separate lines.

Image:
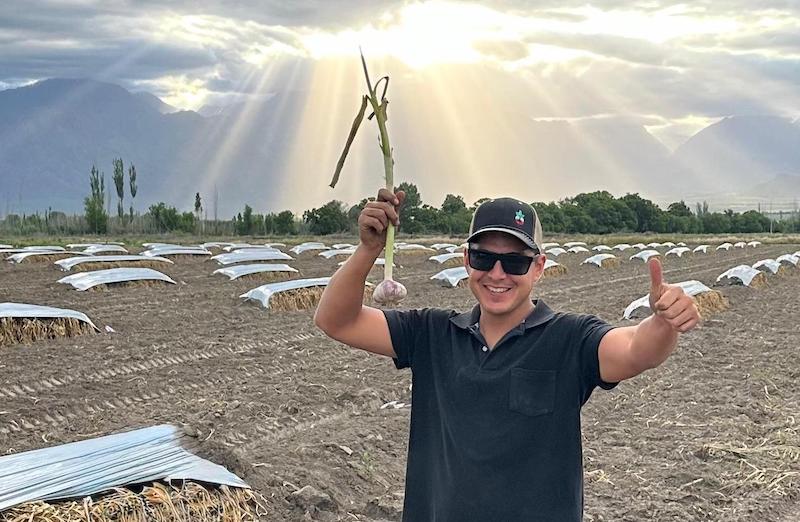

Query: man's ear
left=531, top=254, right=547, bottom=283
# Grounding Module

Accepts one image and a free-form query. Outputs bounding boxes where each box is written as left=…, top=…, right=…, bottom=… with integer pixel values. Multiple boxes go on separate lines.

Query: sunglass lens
left=500, top=256, right=532, bottom=275
left=468, top=249, right=495, bottom=271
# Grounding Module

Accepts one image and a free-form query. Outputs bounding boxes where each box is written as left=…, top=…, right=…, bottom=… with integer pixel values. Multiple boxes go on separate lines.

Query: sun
left=301, top=1, right=519, bottom=69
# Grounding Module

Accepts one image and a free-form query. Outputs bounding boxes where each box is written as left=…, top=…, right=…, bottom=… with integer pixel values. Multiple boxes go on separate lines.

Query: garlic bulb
left=372, top=278, right=407, bottom=305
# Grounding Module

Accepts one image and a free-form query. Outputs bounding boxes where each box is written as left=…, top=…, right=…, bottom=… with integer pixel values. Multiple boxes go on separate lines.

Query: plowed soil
left=1, top=242, right=799, bottom=521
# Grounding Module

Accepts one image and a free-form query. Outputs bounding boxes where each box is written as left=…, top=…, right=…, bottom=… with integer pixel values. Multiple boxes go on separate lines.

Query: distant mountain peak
left=133, top=91, right=179, bottom=114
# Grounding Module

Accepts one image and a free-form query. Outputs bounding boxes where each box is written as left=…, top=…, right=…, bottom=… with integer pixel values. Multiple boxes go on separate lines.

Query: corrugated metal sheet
left=0, top=424, right=248, bottom=512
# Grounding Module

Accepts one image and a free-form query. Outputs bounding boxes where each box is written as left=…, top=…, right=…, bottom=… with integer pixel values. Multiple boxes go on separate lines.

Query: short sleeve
left=577, top=314, right=617, bottom=405
left=382, top=308, right=430, bottom=370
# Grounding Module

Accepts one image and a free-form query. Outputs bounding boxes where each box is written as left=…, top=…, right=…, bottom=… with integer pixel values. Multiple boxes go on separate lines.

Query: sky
left=1, top=0, right=799, bottom=152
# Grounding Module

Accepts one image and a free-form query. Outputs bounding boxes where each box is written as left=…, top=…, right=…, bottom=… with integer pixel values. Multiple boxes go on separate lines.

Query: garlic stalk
left=330, top=49, right=406, bottom=305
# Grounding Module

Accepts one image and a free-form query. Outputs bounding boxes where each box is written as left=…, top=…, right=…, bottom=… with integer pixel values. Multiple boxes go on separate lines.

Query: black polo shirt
left=383, top=300, right=616, bottom=522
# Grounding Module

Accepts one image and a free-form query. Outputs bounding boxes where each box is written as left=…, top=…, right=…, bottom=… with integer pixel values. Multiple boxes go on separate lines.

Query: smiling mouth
left=486, top=286, right=510, bottom=294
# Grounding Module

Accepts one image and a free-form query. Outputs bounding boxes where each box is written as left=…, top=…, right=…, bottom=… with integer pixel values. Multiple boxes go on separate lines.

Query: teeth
left=487, top=287, right=509, bottom=293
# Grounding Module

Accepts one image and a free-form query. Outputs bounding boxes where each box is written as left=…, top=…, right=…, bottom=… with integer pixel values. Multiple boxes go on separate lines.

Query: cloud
left=0, top=0, right=798, bottom=147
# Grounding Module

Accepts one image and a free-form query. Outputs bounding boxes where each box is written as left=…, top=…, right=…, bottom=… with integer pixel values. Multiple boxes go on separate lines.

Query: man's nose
left=488, top=260, right=506, bottom=277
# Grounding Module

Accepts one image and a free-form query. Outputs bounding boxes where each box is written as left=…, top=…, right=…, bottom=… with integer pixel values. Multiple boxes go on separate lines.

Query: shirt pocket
left=508, top=368, right=556, bottom=417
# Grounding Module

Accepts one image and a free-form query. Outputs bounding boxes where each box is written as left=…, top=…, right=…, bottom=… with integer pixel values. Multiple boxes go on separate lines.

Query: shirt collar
left=449, top=299, right=555, bottom=331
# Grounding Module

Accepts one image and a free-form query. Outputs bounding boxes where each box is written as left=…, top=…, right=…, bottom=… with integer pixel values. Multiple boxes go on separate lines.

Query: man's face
left=464, top=232, right=546, bottom=319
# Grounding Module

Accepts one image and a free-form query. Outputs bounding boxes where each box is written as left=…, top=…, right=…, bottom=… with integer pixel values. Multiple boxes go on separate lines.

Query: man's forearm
left=628, top=314, right=679, bottom=370
left=314, top=244, right=382, bottom=331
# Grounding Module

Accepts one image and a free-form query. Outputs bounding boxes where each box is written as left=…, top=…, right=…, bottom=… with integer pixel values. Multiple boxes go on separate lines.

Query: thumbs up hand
left=647, top=257, right=700, bottom=333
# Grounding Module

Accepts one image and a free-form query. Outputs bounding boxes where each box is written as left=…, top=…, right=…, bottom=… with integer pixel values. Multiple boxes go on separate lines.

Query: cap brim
left=467, top=226, right=538, bottom=251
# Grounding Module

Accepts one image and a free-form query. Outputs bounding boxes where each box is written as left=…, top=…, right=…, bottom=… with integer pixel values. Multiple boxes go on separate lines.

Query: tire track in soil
left=0, top=331, right=321, bottom=397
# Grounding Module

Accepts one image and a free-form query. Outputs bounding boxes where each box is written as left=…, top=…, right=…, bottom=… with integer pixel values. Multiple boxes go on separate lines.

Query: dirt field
left=1, top=241, right=799, bottom=521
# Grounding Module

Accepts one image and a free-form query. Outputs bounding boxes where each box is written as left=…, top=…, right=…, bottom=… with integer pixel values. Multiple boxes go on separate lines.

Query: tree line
left=2, top=168, right=799, bottom=236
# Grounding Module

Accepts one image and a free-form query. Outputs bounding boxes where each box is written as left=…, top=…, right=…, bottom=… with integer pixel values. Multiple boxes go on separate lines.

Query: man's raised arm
left=313, top=188, right=405, bottom=358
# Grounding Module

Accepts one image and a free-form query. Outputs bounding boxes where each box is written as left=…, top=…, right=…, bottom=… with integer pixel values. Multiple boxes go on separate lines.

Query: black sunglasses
left=467, top=248, right=538, bottom=275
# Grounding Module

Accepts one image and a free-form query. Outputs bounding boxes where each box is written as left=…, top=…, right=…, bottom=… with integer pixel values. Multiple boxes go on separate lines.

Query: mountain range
left=1, top=78, right=798, bottom=217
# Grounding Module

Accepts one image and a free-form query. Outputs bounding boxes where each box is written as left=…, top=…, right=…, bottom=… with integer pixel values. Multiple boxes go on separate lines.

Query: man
left=314, top=189, right=699, bottom=521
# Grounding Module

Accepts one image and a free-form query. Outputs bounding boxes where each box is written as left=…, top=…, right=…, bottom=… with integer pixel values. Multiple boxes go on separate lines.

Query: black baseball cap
left=467, top=198, right=542, bottom=253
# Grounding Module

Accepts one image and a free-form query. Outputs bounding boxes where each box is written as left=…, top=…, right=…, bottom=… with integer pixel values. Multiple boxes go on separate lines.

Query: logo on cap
left=514, top=210, right=525, bottom=226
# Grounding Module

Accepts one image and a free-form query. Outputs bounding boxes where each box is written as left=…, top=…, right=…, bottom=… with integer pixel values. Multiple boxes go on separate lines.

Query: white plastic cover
left=567, top=246, right=590, bottom=253
left=82, top=245, right=129, bottom=255
left=332, top=243, right=356, bottom=249
left=213, top=263, right=298, bottom=280
left=429, top=253, right=463, bottom=264
left=563, top=241, right=587, bottom=248
left=632, top=243, right=647, bottom=249
left=752, top=259, right=781, bottom=274
left=431, top=243, right=458, bottom=250
left=141, top=242, right=184, bottom=248
left=222, top=243, right=258, bottom=252
left=677, top=242, right=687, bottom=247
left=734, top=241, right=746, bottom=248
left=541, top=242, right=560, bottom=249
left=66, top=243, right=106, bottom=248
left=747, top=241, right=762, bottom=247
left=212, top=250, right=292, bottom=265
left=662, top=242, right=676, bottom=248
left=58, top=268, right=176, bottom=291
left=0, top=302, right=99, bottom=331
left=582, top=253, right=616, bottom=266
left=592, top=245, right=612, bottom=251
left=338, top=258, right=393, bottom=267
left=544, top=259, right=561, bottom=270
left=665, top=247, right=691, bottom=257
left=623, top=280, right=713, bottom=319
left=693, top=245, right=709, bottom=253
left=56, top=255, right=174, bottom=271
left=7, top=251, right=87, bottom=264
left=0, top=244, right=12, bottom=249
left=395, top=244, right=435, bottom=252
left=290, top=243, right=329, bottom=255
left=0, top=424, right=248, bottom=511
left=23, top=245, right=65, bottom=251
left=776, top=254, right=799, bottom=266
left=445, top=245, right=466, bottom=253
left=201, top=242, right=234, bottom=250
left=318, top=249, right=356, bottom=259
left=716, top=265, right=762, bottom=286
left=646, top=242, right=662, bottom=248
left=630, top=249, right=660, bottom=261
left=142, top=248, right=211, bottom=257
left=430, top=267, right=468, bottom=287
left=546, top=247, right=567, bottom=256
left=241, top=277, right=332, bottom=308
left=716, top=243, right=733, bottom=250
left=265, top=243, right=287, bottom=248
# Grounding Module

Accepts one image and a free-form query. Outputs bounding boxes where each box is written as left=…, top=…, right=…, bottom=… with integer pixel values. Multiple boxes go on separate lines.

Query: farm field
left=1, top=240, right=799, bottom=521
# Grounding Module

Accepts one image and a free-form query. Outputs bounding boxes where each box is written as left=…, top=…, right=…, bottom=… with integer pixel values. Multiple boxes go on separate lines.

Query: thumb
left=648, top=256, right=664, bottom=300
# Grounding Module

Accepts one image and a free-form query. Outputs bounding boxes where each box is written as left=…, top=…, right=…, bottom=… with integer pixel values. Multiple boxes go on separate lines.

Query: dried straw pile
left=270, top=285, right=373, bottom=311
left=599, top=258, right=620, bottom=269
left=0, top=481, right=263, bottom=522
left=441, top=257, right=463, bottom=268
left=87, top=280, right=172, bottom=292
left=0, top=317, right=94, bottom=347
left=748, top=272, right=769, bottom=288
left=236, top=271, right=299, bottom=284
left=19, top=253, right=74, bottom=263
left=692, top=290, right=729, bottom=319
left=542, top=264, right=568, bottom=278
left=72, top=260, right=169, bottom=272
left=395, top=249, right=435, bottom=257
